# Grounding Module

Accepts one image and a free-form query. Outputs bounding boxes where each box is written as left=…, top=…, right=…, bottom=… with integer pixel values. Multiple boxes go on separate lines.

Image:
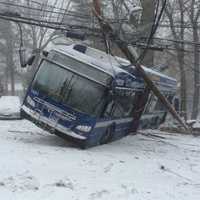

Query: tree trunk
left=191, top=27, right=200, bottom=119
left=10, top=66, right=15, bottom=96
left=5, top=22, right=15, bottom=96
left=6, top=53, right=15, bottom=96
left=4, top=67, right=9, bottom=94
left=164, top=0, right=188, bottom=120
left=178, top=54, right=187, bottom=120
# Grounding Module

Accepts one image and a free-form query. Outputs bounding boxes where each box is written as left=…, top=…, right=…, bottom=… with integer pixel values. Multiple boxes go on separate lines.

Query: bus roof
left=49, top=42, right=177, bottom=92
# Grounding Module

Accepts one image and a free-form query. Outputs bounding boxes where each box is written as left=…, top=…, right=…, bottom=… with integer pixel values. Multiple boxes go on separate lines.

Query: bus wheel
left=100, top=123, right=115, bottom=144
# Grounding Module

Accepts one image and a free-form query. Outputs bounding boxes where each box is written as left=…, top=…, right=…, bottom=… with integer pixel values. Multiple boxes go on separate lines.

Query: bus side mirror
left=19, top=49, right=36, bottom=68
left=26, top=55, right=36, bottom=66
left=26, top=51, right=48, bottom=66
left=19, top=49, right=47, bottom=68
left=19, top=49, right=27, bottom=68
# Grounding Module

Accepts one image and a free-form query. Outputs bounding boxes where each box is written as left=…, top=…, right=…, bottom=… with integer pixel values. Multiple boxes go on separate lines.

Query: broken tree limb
left=92, top=0, right=190, bottom=132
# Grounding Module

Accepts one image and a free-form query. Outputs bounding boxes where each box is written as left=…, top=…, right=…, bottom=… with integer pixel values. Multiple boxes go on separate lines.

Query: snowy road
left=0, top=120, right=200, bottom=200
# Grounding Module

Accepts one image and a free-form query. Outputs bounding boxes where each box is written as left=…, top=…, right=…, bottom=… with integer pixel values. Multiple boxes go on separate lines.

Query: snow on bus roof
left=51, top=43, right=128, bottom=77
left=50, top=42, right=176, bottom=86
left=84, top=45, right=177, bottom=86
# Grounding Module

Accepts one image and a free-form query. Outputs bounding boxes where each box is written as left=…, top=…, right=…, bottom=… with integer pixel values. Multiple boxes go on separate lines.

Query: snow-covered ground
left=0, top=120, right=200, bottom=200
left=0, top=96, right=200, bottom=200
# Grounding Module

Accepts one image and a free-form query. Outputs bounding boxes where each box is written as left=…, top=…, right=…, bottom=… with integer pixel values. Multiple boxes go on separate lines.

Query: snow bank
left=0, top=96, right=21, bottom=119
left=193, top=121, right=200, bottom=129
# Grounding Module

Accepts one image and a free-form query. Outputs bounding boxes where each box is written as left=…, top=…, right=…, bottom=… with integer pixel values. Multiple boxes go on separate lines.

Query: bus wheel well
left=100, top=123, right=116, bottom=144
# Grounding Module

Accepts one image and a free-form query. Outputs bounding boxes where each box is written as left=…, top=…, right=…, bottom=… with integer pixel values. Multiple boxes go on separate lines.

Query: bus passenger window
left=103, top=100, right=115, bottom=117
left=112, top=93, right=136, bottom=118
left=145, top=94, right=157, bottom=113
left=145, top=93, right=170, bottom=113
left=155, top=95, right=173, bottom=111
left=168, top=95, right=174, bottom=104
left=154, top=99, right=165, bottom=111
left=112, top=101, right=126, bottom=118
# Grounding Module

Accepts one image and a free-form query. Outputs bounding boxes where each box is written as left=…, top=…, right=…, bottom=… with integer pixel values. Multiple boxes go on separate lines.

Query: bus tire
left=100, top=123, right=115, bottom=144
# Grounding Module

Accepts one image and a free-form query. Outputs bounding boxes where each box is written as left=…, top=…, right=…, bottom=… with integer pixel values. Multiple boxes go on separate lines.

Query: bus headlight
left=76, top=125, right=92, bottom=133
left=27, top=96, right=35, bottom=107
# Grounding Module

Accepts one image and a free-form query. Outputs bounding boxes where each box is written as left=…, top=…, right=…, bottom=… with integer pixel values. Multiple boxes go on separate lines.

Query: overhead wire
left=136, top=0, right=167, bottom=63
left=0, top=11, right=101, bottom=32
left=135, top=37, right=200, bottom=49
left=0, top=1, right=90, bottom=20
left=0, top=1, right=200, bottom=29
left=150, top=37, right=200, bottom=46
left=0, top=11, right=199, bottom=52
left=0, top=0, right=199, bottom=57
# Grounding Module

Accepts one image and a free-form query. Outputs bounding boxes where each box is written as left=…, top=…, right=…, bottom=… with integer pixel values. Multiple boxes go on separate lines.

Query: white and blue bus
left=21, top=42, right=177, bottom=148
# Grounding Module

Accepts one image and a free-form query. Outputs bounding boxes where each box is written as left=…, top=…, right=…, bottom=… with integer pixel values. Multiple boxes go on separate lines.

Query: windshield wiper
left=60, top=77, right=70, bottom=97
left=61, top=75, right=75, bottom=103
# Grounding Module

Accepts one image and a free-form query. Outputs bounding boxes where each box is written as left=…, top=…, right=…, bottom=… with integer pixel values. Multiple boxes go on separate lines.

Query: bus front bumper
left=21, top=105, right=87, bottom=140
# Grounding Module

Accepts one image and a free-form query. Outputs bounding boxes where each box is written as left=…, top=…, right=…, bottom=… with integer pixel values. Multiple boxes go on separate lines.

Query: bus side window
left=173, top=96, right=179, bottom=112
left=154, top=94, right=174, bottom=111
left=112, top=103, right=124, bottom=118
left=144, top=93, right=157, bottom=114
left=112, top=93, right=136, bottom=118
left=104, top=100, right=115, bottom=117
left=145, top=93, right=173, bottom=113
left=154, top=98, right=165, bottom=111
left=168, top=95, right=174, bottom=104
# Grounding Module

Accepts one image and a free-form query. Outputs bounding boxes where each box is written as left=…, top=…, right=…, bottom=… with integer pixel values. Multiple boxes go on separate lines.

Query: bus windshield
left=32, top=60, right=109, bottom=117
left=49, top=50, right=112, bottom=86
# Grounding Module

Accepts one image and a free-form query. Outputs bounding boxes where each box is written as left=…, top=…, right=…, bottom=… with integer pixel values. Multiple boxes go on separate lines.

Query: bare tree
left=21, top=0, right=72, bottom=85
left=187, top=0, right=200, bottom=119
left=164, top=0, right=188, bottom=120
left=0, top=20, right=17, bottom=95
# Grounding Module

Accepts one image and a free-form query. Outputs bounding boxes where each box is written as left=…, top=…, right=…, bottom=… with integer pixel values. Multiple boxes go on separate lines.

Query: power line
left=136, top=0, right=165, bottom=62
left=0, top=1, right=131, bottom=25
left=0, top=13, right=74, bottom=31
left=22, top=0, right=70, bottom=11
left=159, top=23, right=200, bottom=29
left=0, top=10, right=199, bottom=52
left=139, top=37, right=200, bottom=46
left=0, top=1, right=90, bottom=20
left=1, top=1, right=200, bottom=30
left=0, top=12, right=102, bottom=37
left=152, top=37, right=200, bottom=46
left=0, top=1, right=198, bottom=54
left=131, top=42, right=200, bottom=53
left=0, top=1, right=199, bottom=54
left=161, top=46, right=200, bottom=53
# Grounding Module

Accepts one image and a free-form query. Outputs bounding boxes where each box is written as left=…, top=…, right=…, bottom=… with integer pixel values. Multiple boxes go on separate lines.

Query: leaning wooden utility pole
left=93, top=0, right=189, bottom=131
